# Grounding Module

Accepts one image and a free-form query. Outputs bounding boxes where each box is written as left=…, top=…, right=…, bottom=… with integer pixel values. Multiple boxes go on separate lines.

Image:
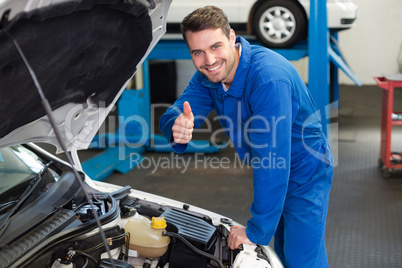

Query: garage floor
left=59, top=85, right=402, bottom=267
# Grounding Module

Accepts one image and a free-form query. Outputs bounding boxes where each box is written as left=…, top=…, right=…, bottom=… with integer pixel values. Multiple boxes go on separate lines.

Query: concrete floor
left=50, top=85, right=402, bottom=267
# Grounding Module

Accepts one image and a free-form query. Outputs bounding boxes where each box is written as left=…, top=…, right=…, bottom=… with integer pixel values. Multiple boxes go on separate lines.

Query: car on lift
left=167, top=0, right=359, bottom=48
left=0, top=0, right=283, bottom=268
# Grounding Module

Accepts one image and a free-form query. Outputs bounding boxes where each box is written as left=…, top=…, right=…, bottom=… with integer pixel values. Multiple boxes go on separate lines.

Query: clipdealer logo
left=129, top=152, right=286, bottom=174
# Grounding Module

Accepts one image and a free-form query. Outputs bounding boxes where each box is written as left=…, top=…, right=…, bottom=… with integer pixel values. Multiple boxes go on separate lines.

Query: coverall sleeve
left=159, top=73, right=214, bottom=153
left=245, top=80, right=295, bottom=245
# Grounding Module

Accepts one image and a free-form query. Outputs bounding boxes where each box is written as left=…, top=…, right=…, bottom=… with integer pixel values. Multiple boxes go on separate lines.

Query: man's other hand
left=227, top=226, right=255, bottom=250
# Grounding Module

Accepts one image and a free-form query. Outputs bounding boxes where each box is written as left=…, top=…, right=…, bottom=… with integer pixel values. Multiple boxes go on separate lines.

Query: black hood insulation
left=0, top=0, right=152, bottom=139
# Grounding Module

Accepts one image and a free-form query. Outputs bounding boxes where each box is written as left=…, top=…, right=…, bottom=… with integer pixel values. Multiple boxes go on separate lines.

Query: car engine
left=0, top=179, right=272, bottom=268
left=120, top=198, right=234, bottom=268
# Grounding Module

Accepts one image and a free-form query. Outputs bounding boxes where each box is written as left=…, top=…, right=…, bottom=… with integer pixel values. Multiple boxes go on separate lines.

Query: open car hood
left=0, top=0, right=171, bottom=153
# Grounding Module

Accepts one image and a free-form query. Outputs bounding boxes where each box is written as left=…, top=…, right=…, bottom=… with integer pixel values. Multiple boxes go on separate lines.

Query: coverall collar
left=200, top=36, right=251, bottom=98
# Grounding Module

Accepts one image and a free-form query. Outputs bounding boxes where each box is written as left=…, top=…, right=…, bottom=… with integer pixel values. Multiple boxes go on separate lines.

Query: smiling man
left=186, top=27, right=238, bottom=86
left=159, top=6, right=334, bottom=268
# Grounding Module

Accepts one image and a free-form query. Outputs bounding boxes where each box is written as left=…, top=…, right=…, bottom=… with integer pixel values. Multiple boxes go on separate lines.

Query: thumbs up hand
left=172, top=101, right=194, bottom=144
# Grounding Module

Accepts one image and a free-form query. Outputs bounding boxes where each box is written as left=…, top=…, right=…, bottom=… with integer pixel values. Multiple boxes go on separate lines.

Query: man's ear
left=230, top=29, right=236, bottom=45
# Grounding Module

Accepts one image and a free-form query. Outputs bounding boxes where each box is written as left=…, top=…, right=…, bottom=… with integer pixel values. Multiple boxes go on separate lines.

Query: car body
left=167, top=0, right=359, bottom=48
left=0, top=0, right=283, bottom=267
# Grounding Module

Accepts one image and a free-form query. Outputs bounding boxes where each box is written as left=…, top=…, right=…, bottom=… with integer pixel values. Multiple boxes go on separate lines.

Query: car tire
left=252, top=0, right=307, bottom=48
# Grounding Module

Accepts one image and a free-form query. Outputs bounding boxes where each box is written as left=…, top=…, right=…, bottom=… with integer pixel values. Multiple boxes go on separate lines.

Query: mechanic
left=159, top=6, right=333, bottom=267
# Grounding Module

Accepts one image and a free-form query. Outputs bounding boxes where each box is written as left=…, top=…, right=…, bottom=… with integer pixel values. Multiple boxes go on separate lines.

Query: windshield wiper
left=0, top=161, right=52, bottom=231
left=0, top=201, right=18, bottom=213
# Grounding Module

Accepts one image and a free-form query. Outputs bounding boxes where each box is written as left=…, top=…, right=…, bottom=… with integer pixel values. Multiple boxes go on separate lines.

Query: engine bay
left=0, top=182, right=272, bottom=268
left=0, top=144, right=272, bottom=268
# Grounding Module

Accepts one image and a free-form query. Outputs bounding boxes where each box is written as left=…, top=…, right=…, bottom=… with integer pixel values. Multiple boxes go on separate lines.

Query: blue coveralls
left=159, top=36, right=333, bottom=267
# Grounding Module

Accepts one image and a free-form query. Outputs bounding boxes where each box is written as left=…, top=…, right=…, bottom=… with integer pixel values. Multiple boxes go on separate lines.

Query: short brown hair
left=181, top=6, right=231, bottom=43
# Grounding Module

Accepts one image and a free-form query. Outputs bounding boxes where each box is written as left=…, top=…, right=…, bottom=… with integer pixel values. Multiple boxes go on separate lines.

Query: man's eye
left=212, top=45, right=220, bottom=49
left=193, top=51, right=202, bottom=55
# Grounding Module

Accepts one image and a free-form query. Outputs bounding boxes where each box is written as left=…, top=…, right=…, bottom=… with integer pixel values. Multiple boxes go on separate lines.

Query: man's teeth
left=208, top=63, right=222, bottom=71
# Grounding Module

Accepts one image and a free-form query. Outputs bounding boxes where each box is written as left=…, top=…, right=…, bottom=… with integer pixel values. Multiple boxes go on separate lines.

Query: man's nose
left=204, top=51, right=215, bottom=65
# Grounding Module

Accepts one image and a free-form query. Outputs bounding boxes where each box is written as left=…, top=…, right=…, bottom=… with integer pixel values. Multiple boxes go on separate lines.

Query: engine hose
left=74, top=250, right=97, bottom=266
left=135, top=204, right=162, bottom=218
left=162, top=231, right=224, bottom=268
left=82, top=257, right=89, bottom=268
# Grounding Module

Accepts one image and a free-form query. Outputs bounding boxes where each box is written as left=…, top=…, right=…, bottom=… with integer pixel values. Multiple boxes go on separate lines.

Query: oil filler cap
left=151, top=217, right=167, bottom=229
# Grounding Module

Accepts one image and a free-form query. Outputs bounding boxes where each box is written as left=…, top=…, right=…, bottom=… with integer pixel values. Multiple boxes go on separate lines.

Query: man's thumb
left=183, top=101, right=193, bottom=120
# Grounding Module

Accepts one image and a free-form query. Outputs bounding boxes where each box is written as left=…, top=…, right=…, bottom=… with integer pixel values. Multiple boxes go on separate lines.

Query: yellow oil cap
left=151, top=217, right=167, bottom=229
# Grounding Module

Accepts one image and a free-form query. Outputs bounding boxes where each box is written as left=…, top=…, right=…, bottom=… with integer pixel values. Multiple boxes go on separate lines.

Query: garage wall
left=175, top=0, right=402, bottom=89
left=337, top=0, right=402, bottom=85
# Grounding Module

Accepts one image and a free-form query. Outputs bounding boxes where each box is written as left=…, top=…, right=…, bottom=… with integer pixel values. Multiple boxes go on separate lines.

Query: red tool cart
left=374, top=76, right=402, bottom=177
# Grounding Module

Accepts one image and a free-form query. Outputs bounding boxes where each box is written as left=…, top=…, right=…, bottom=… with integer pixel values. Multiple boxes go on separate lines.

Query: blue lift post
left=308, top=0, right=362, bottom=136
left=331, top=33, right=340, bottom=103
left=83, top=4, right=361, bottom=181
left=308, top=0, right=330, bottom=136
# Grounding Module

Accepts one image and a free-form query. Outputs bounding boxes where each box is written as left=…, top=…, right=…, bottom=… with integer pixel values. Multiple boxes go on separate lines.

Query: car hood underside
left=0, top=0, right=155, bottom=152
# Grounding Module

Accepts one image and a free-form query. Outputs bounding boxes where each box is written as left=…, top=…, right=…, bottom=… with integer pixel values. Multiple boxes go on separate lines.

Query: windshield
left=0, top=145, right=59, bottom=198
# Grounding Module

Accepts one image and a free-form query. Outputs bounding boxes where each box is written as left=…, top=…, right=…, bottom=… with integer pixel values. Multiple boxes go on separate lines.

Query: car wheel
left=252, top=0, right=307, bottom=48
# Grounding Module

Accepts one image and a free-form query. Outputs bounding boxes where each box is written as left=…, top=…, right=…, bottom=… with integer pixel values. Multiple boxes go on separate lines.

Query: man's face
left=185, top=28, right=237, bottom=85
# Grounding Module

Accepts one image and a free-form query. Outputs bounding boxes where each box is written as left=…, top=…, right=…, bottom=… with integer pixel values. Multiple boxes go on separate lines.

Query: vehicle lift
left=82, top=0, right=361, bottom=181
